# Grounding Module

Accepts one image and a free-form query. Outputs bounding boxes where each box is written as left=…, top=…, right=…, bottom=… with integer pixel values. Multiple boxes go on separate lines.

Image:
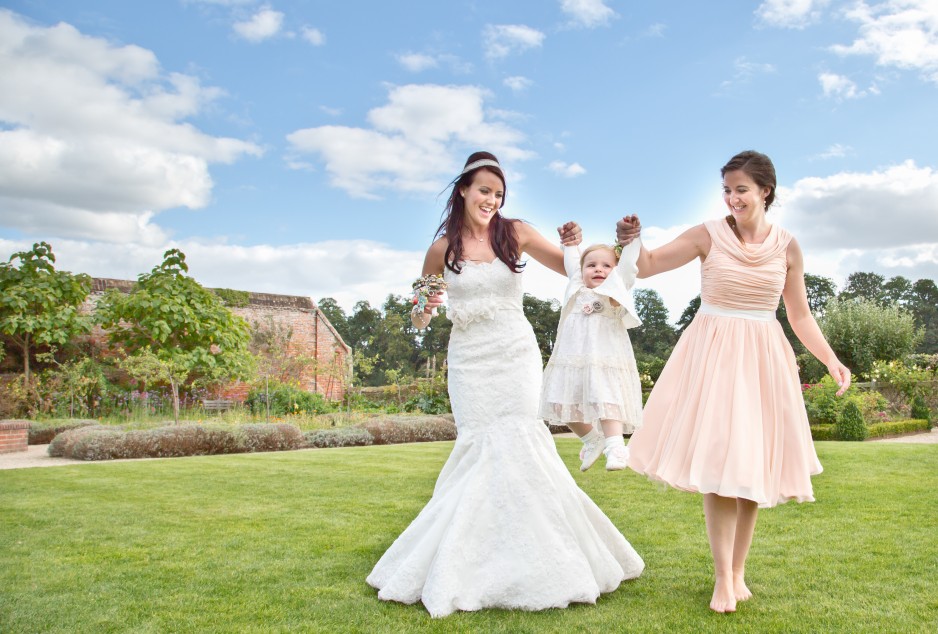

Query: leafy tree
left=909, top=278, right=938, bottom=354
left=632, top=288, right=677, bottom=358
left=805, top=273, right=837, bottom=314
left=523, top=293, right=561, bottom=365
left=0, top=242, right=92, bottom=392
left=316, top=297, right=351, bottom=344
left=95, top=249, right=253, bottom=422
left=676, top=294, right=701, bottom=335
left=815, top=297, right=922, bottom=379
left=345, top=300, right=382, bottom=353
left=838, top=272, right=885, bottom=304
left=882, top=275, right=913, bottom=307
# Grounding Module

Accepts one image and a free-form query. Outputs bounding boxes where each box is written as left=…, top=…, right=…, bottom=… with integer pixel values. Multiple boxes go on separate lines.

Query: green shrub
left=304, top=427, right=374, bottom=448
left=245, top=383, right=336, bottom=416
left=836, top=401, right=868, bottom=441
left=362, top=416, right=457, bottom=445
left=810, top=424, right=836, bottom=441
left=47, top=422, right=305, bottom=460
left=803, top=376, right=887, bottom=425
left=235, top=423, right=304, bottom=452
left=867, top=419, right=930, bottom=439
left=28, top=420, right=97, bottom=445
left=910, top=393, right=931, bottom=425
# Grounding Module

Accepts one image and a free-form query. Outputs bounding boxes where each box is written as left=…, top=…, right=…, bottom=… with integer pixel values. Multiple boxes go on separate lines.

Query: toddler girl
left=538, top=239, right=644, bottom=471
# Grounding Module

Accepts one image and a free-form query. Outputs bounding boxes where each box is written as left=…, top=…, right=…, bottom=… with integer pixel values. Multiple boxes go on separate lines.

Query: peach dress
left=627, top=219, right=822, bottom=508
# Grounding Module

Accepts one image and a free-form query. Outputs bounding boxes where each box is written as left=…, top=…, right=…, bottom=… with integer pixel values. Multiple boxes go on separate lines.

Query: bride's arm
left=516, top=221, right=575, bottom=276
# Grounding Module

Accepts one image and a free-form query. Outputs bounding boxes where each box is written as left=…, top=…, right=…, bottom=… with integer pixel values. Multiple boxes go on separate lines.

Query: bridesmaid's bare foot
left=733, top=571, right=753, bottom=602
left=710, top=576, right=737, bottom=613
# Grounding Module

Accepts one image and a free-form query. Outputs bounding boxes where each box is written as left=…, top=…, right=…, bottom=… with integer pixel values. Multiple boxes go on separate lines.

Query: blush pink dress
left=627, top=218, right=822, bottom=508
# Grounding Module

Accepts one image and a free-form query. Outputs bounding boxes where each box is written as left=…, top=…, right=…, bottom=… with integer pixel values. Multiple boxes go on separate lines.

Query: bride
left=366, top=151, right=644, bottom=617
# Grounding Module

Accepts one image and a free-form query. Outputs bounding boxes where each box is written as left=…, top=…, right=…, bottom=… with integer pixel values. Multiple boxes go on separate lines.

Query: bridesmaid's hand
left=616, top=214, right=642, bottom=246
left=557, top=221, right=582, bottom=246
left=828, top=362, right=852, bottom=396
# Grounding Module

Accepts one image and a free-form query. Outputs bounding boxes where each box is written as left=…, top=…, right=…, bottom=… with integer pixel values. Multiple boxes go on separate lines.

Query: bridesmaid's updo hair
left=721, top=150, right=777, bottom=212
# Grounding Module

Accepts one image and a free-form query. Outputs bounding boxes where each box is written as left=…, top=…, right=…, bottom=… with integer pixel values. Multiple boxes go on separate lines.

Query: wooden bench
left=202, top=399, right=233, bottom=413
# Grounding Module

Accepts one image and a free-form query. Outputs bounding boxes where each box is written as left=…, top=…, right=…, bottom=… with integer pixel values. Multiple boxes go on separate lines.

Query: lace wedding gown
left=367, top=259, right=644, bottom=618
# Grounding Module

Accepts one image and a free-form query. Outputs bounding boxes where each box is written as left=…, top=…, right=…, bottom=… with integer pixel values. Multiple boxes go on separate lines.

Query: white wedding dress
left=367, top=259, right=644, bottom=618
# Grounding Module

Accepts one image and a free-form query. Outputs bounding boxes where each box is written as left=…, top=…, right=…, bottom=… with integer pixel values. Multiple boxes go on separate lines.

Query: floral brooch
left=582, top=300, right=604, bottom=315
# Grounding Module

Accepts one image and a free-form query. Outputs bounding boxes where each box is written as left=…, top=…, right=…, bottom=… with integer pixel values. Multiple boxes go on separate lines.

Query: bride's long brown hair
left=435, top=151, right=523, bottom=274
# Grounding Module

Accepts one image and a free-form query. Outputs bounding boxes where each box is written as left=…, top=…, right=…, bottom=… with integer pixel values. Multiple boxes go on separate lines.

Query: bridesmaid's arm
left=782, top=238, right=851, bottom=395
left=633, top=223, right=710, bottom=279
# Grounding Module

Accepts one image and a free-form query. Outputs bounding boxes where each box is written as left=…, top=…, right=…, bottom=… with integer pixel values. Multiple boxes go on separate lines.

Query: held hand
left=557, top=221, right=583, bottom=246
left=616, top=214, right=642, bottom=246
left=828, top=362, right=852, bottom=396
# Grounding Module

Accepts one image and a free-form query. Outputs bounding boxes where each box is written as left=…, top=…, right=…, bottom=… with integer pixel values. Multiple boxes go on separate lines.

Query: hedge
left=28, top=420, right=97, bottom=445
left=810, top=418, right=929, bottom=441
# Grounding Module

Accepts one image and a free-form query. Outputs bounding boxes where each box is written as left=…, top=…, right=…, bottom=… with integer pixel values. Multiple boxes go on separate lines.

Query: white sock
left=603, top=435, right=625, bottom=455
left=580, top=428, right=602, bottom=444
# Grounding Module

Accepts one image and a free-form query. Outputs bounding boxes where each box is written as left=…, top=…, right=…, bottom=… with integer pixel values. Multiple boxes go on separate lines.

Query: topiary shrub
left=835, top=401, right=868, bottom=441
left=47, top=423, right=305, bottom=460
left=910, top=393, right=932, bottom=426
left=304, top=427, right=374, bottom=448
left=236, top=423, right=304, bottom=452
left=28, top=420, right=97, bottom=445
left=362, top=416, right=457, bottom=445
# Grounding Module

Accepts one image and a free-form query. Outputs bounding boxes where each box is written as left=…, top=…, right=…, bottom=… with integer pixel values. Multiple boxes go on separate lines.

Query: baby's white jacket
left=560, top=238, right=643, bottom=329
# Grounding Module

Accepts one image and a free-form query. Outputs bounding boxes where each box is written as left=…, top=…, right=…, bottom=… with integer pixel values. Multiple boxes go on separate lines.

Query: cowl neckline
left=705, top=218, right=791, bottom=266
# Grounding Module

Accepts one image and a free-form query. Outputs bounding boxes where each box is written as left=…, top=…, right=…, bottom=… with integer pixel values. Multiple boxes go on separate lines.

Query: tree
left=523, top=294, right=561, bottom=365
left=804, top=273, right=837, bottom=315
left=838, top=272, right=885, bottom=304
left=632, top=288, right=677, bottom=358
left=816, top=297, right=922, bottom=378
left=95, top=249, right=253, bottom=422
left=0, top=242, right=91, bottom=393
left=676, top=294, right=701, bottom=335
left=909, top=278, right=938, bottom=354
left=882, top=275, right=913, bottom=307
left=316, top=297, right=350, bottom=344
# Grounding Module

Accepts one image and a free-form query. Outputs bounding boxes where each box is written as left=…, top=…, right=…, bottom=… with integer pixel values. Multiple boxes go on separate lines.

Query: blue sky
left=1, top=0, right=936, bottom=320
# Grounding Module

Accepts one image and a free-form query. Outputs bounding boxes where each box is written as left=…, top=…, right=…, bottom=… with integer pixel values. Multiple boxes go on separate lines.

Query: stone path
left=1, top=428, right=935, bottom=471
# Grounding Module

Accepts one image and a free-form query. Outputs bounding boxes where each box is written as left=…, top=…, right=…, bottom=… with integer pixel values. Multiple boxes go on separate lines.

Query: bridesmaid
left=617, top=150, right=851, bottom=613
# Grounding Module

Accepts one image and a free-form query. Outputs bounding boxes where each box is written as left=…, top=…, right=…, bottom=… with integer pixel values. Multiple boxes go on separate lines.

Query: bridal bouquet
left=412, top=274, right=448, bottom=315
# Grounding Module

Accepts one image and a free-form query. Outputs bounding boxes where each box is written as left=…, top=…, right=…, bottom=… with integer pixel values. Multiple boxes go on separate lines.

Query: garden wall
left=85, top=279, right=351, bottom=402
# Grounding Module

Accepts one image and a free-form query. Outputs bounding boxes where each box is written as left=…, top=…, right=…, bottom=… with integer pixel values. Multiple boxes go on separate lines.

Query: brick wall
left=0, top=420, right=29, bottom=454
left=84, top=279, right=351, bottom=402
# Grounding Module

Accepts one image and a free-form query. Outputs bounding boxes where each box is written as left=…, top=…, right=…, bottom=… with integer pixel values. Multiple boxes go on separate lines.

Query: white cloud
left=483, top=24, right=546, bottom=59
left=286, top=83, right=534, bottom=199
left=774, top=160, right=938, bottom=250
left=0, top=237, right=424, bottom=314
left=0, top=10, right=262, bottom=245
left=813, top=143, right=853, bottom=159
left=818, top=71, right=866, bottom=98
left=560, top=0, right=616, bottom=28
left=232, top=5, right=284, bottom=42
left=831, top=0, right=938, bottom=82
left=720, top=56, right=776, bottom=89
left=756, top=0, right=830, bottom=29
left=548, top=161, right=587, bottom=177
left=397, top=52, right=438, bottom=72
left=301, top=26, right=325, bottom=46
left=504, top=75, right=533, bottom=91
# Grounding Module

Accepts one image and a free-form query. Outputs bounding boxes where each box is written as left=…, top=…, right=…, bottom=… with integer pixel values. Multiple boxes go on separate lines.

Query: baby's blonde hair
left=580, top=243, right=618, bottom=267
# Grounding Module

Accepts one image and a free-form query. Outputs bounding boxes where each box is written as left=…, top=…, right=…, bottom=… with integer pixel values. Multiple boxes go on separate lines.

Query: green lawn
left=1, top=440, right=936, bottom=633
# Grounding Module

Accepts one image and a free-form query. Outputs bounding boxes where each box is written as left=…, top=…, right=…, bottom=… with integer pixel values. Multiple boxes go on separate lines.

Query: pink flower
left=210, top=344, right=221, bottom=355
left=582, top=303, right=594, bottom=315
